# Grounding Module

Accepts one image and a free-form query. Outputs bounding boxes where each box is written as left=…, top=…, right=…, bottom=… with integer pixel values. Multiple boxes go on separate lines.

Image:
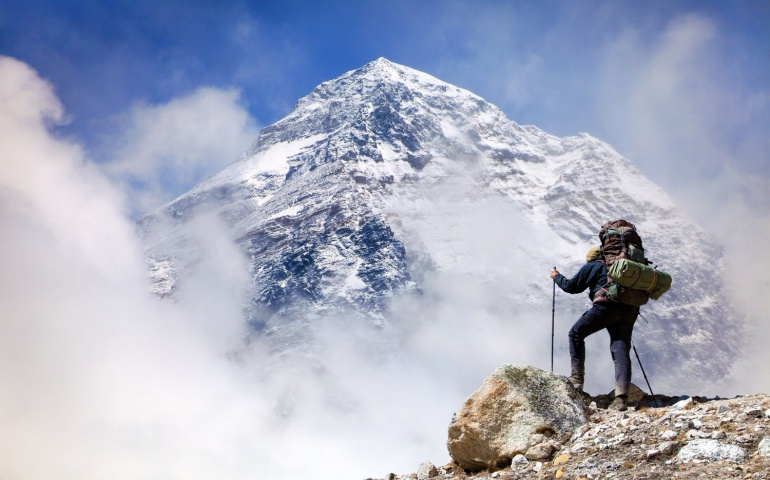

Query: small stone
left=525, top=442, right=554, bottom=461
left=571, top=442, right=588, bottom=453
left=689, top=419, right=704, bottom=429
left=673, top=397, right=694, bottom=409
left=686, top=429, right=709, bottom=439
left=661, top=430, right=679, bottom=440
left=511, top=454, right=528, bottom=465
left=533, top=462, right=543, bottom=472
left=554, top=454, right=569, bottom=465
left=718, top=404, right=731, bottom=414
left=416, top=461, right=437, bottom=480
left=757, top=437, right=770, bottom=457
left=764, top=409, right=770, bottom=418
left=620, top=418, right=632, bottom=427
left=491, top=473, right=500, bottom=479
left=711, top=431, right=727, bottom=440
left=646, top=448, right=660, bottom=459
left=736, top=434, right=755, bottom=444
left=658, top=441, right=680, bottom=455
left=744, top=406, right=763, bottom=418
left=555, top=469, right=565, bottom=478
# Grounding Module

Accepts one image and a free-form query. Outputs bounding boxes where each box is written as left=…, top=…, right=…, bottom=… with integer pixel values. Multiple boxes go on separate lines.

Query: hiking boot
left=609, top=395, right=628, bottom=411
left=567, top=373, right=584, bottom=392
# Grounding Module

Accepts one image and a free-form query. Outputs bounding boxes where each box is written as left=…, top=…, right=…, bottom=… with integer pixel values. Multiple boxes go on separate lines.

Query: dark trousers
left=569, top=302, right=638, bottom=396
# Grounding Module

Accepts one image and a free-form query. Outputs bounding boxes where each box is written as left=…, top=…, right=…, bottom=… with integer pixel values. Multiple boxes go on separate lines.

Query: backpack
left=595, top=219, right=660, bottom=306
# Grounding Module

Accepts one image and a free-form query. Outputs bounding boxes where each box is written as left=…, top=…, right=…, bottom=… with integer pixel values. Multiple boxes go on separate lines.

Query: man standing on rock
left=550, top=246, right=639, bottom=411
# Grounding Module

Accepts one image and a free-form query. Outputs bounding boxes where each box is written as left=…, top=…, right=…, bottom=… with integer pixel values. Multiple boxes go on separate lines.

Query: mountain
left=138, top=58, right=741, bottom=387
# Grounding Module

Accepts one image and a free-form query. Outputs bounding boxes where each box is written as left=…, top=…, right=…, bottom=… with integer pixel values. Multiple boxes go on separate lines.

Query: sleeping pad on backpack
left=607, top=259, right=672, bottom=300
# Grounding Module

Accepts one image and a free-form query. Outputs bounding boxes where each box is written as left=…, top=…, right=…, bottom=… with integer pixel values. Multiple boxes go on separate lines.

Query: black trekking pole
left=632, top=341, right=660, bottom=407
left=551, top=269, right=556, bottom=372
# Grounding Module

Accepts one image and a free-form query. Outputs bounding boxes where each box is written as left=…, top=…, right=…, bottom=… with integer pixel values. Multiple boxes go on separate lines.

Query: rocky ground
left=375, top=391, right=770, bottom=480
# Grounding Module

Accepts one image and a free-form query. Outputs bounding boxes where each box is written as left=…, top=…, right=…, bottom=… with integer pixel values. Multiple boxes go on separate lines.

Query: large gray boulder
left=447, top=364, right=588, bottom=472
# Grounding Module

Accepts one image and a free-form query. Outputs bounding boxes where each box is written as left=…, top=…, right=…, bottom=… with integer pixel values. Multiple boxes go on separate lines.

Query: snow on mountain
left=138, top=58, right=741, bottom=386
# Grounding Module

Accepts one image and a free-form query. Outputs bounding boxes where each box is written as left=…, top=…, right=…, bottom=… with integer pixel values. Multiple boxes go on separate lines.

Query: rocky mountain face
left=378, top=365, right=770, bottom=480
left=138, top=58, right=741, bottom=385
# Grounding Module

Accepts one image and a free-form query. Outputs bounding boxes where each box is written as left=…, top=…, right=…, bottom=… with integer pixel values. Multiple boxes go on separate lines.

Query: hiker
left=550, top=246, right=639, bottom=411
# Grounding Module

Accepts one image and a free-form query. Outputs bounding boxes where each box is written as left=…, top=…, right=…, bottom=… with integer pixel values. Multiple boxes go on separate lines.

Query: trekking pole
left=551, top=269, right=556, bottom=372
left=632, top=341, right=660, bottom=407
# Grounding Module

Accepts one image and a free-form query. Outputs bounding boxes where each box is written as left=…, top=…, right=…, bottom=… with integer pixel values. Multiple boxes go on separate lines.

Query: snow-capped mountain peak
left=139, top=59, right=741, bottom=389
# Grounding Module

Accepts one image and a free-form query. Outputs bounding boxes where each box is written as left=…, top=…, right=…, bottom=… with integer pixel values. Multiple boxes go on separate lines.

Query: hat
left=586, top=246, right=602, bottom=262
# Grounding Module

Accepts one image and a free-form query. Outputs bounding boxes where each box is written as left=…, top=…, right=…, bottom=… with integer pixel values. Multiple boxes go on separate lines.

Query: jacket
left=553, top=259, right=608, bottom=301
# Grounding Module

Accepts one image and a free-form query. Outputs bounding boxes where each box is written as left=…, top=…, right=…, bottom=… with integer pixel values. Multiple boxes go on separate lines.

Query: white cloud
left=0, top=55, right=488, bottom=480
left=597, top=15, right=725, bottom=180
left=104, top=87, right=260, bottom=213
left=0, top=55, right=267, bottom=479
left=0, top=56, right=139, bottom=278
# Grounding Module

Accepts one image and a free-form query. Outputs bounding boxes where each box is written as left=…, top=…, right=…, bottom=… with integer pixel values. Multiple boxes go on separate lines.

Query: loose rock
left=524, top=442, right=554, bottom=460
left=758, top=437, right=770, bottom=457
left=661, top=429, right=678, bottom=440
left=416, top=462, right=437, bottom=480
left=676, top=439, right=747, bottom=463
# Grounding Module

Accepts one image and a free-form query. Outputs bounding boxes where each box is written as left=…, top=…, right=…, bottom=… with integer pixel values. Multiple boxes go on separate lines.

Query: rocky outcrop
left=374, top=385, right=770, bottom=480
left=372, top=363, right=770, bottom=480
left=446, top=364, right=588, bottom=472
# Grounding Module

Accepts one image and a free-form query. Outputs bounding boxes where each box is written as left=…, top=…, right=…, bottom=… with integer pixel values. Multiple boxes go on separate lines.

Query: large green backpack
left=595, top=219, right=672, bottom=306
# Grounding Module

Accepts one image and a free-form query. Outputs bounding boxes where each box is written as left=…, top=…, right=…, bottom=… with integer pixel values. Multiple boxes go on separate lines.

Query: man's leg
left=607, top=306, right=638, bottom=400
left=568, top=304, right=613, bottom=390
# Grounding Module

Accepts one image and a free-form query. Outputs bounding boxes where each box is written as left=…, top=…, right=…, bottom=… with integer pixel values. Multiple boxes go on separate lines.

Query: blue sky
left=3, top=1, right=767, bottom=134
left=2, top=1, right=768, bottom=205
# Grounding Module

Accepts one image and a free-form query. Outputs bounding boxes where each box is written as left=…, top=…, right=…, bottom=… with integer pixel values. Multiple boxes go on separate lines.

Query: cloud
left=0, top=55, right=261, bottom=479
left=595, top=13, right=769, bottom=195
left=103, top=87, right=260, bottom=214
left=0, top=55, right=490, bottom=480
left=597, top=14, right=725, bottom=180
left=0, top=56, right=139, bottom=277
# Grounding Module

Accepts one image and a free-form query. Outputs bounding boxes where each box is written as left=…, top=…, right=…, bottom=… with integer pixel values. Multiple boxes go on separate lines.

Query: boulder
left=607, top=383, right=646, bottom=402
left=447, top=364, right=588, bottom=472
